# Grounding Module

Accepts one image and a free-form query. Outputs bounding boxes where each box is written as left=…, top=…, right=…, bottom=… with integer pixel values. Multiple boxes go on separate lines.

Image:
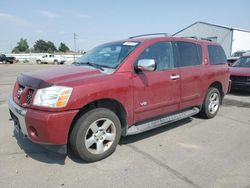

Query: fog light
left=29, top=126, right=38, bottom=137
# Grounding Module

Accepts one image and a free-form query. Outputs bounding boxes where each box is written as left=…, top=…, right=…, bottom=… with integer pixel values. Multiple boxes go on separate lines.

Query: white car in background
left=36, top=54, right=66, bottom=64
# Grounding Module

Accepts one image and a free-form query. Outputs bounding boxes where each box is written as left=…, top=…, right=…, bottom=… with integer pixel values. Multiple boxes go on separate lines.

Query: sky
left=0, top=0, right=250, bottom=53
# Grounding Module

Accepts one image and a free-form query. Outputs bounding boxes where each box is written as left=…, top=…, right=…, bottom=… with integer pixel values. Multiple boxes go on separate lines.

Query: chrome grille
left=16, top=84, right=34, bottom=105
left=16, top=85, right=24, bottom=99
left=26, top=90, right=34, bottom=104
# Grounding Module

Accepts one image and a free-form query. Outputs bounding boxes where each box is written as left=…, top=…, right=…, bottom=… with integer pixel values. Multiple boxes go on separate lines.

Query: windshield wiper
left=74, top=62, right=104, bottom=71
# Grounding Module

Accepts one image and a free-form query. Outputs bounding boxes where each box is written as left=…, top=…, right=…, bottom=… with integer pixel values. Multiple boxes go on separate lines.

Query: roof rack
left=129, top=33, right=168, bottom=39
left=181, top=36, right=212, bottom=42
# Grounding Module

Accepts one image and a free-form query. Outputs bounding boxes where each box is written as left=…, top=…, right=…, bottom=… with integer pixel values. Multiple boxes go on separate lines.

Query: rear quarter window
left=208, top=45, right=227, bottom=65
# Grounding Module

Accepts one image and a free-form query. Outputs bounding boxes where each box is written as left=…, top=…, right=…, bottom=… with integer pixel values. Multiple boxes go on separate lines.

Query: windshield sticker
left=123, top=42, right=138, bottom=46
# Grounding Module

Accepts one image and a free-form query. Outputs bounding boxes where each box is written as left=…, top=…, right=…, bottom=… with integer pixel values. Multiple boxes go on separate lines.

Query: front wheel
left=70, top=108, right=121, bottom=162
left=200, top=87, right=221, bottom=119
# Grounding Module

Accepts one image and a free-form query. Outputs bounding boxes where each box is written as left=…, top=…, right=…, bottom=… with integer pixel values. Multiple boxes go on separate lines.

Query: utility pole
left=73, top=33, right=77, bottom=61
left=10, top=42, right=13, bottom=53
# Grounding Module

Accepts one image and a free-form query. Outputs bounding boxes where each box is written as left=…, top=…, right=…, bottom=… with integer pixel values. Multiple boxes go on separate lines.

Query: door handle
left=170, top=74, right=180, bottom=80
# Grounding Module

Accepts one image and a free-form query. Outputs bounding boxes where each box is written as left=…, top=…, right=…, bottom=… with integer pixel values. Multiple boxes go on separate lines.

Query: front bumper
left=8, top=96, right=28, bottom=135
left=8, top=96, right=79, bottom=146
left=231, top=81, right=250, bottom=91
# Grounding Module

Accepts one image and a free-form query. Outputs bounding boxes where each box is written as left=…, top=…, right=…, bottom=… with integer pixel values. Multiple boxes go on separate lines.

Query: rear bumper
left=8, top=96, right=79, bottom=146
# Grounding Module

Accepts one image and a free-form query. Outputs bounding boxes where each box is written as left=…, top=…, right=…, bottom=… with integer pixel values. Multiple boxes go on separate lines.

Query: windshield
left=233, top=56, right=250, bottom=67
left=232, top=51, right=245, bottom=57
left=74, top=41, right=139, bottom=69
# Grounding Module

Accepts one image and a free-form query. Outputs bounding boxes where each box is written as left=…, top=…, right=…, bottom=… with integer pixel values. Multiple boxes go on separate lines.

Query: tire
left=200, top=87, right=221, bottom=119
left=36, top=60, right=41, bottom=64
left=54, top=60, right=59, bottom=64
left=3, top=60, right=7, bottom=64
left=70, top=108, right=121, bottom=162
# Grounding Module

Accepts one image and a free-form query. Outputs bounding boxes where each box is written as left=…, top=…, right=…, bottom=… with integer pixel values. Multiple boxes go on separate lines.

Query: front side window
left=175, top=42, right=202, bottom=67
left=136, top=42, right=174, bottom=70
left=208, top=45, right=227, bottom=65
left=75, top=42, right=139, bottom=69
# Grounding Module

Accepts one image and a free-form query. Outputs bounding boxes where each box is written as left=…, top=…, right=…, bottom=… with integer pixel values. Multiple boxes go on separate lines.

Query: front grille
left=26, top=90, right=34, bottom=104
left=230, top=76, right=249, bottom=82
left=15, top=84, right=34, bottom=106
left=16, top=85, right=25, bottom=99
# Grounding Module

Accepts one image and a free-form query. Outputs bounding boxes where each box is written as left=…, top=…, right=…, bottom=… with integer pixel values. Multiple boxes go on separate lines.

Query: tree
left=33, top=40, right=48, bottom=52
left=33, top=40, right=57, bottom=53
left=47, top=41, right=57, bottom=52
left=12, top=38, right=29, bottom=53
left=58, top=42, right=70, bottom=52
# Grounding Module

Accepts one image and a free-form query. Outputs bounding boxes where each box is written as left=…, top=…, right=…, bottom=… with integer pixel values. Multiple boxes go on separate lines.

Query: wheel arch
left=68, top=98, right=128, bottom=142
left=207, top=81, right=224, bottom=104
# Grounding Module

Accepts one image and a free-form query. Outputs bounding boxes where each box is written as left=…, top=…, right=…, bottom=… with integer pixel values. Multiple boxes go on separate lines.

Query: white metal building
left=174, top=21, right=250, bottom=57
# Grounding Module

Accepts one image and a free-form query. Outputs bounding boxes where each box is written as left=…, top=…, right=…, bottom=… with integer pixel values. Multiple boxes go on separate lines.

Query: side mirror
left=136, top=59, right=156, bottom=71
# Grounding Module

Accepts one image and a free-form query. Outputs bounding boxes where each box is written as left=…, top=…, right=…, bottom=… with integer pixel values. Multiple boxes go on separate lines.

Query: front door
left=133, top=42, right=181, bottom=123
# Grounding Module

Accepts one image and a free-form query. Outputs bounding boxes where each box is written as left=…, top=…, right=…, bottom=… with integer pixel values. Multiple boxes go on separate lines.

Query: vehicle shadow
left=68, top=117, right=194, bottom=163
left=14, top=117, right=193, bottom=164
left=120, top=117, right=192, bottom=145
left=229, top=90, right=250, bottom=96
left=14, top=130, right=67, bottom=165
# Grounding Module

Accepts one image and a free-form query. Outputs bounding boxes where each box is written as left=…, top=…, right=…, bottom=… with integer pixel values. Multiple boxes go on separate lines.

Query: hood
left=18, top=65, right=104, bottom=89
left=230, top=67, right=250, bottom=77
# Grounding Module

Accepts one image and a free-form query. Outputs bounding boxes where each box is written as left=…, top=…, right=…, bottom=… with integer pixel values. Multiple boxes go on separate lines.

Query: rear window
left=176, top=42, right=202, bottom=67
left=208, top=45, right=227, bottom=65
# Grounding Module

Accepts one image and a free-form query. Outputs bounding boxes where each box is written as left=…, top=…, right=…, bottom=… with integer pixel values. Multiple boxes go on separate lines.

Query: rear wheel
left=36, top=60, right=41, bottom=64
left=70, top=108, right=121, bottom=162
left=3, top=60, right=7, bottom=64
left=54, top=60, right=59, bottom=64
left=200, top=87, right=221, bottom=118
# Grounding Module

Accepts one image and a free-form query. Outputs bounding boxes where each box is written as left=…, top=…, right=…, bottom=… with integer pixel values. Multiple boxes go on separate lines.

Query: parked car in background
left=0, top=54, right=16, bottom=64
left=8, top=34, right=230, bottom=162
left=36, top=54, right=66, bottom=64
left=228, top=50, right=250, bottom=66
left=230, top=54, right=250, bottom=92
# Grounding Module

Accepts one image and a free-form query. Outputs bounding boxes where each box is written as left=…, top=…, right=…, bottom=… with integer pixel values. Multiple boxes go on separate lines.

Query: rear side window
left=175, top=42, right=202, bottom=67
left=208, top=45, right=227, bottom=65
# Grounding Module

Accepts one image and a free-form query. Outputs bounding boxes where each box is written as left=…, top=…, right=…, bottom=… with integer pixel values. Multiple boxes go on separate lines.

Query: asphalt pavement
left=0, top=63, right=250, bottom=188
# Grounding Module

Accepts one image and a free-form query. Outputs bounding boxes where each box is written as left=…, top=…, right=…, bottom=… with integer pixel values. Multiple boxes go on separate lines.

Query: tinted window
left=232, top=56, right=250, bottom=67
left=176, top=42, right=202, bottom=67
left=137, top=42, right=174, bottom=70
left=208, top=45, right=227, bottom=65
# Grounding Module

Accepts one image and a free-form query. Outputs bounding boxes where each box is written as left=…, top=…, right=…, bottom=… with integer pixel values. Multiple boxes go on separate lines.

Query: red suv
left=230, top=55, right=250, bottom=92
left=8, top=34, right=230, bottom=162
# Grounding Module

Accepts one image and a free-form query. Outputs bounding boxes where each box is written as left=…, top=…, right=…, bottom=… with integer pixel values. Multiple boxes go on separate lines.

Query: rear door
left=133, top=41, right=181, bottom=123
left=174, top=41, right=203, bottom=109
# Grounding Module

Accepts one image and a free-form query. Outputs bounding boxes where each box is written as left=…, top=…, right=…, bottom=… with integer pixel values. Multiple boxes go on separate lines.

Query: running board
left=126, top=107, right=200, bottom=136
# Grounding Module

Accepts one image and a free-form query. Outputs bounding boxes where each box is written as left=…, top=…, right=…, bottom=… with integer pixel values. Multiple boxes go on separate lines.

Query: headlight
left=33, top=86, right=73, bottom=108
